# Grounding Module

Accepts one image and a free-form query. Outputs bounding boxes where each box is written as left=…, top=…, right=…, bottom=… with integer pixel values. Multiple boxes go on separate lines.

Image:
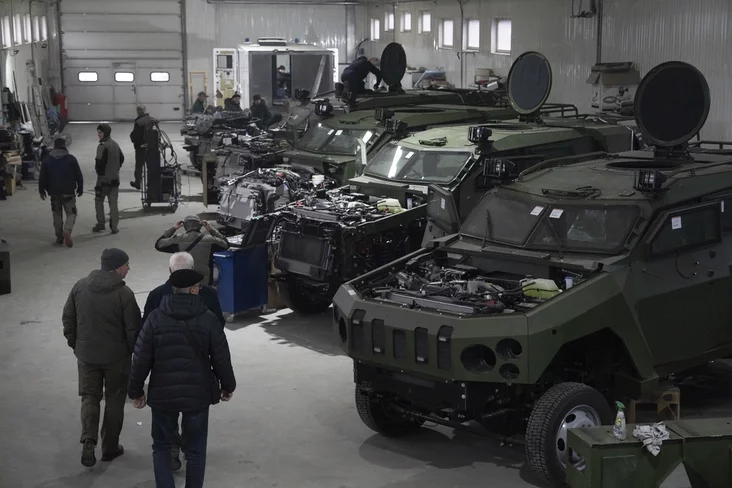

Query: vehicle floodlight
left=634, top=169, right=668, bottom=193
left=314, top=99, right=334, bottom=117
left=468, top=125, right=494, bottom=145
left=484, top=158, right=517, bottom=181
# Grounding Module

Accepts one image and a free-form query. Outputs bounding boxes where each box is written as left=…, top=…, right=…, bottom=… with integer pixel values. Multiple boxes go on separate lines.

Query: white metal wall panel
left=60, top=0, right=184, bottom=121
left=360, top=0, right=732, bottom=140
left=185, top=0, right=349, bottom=89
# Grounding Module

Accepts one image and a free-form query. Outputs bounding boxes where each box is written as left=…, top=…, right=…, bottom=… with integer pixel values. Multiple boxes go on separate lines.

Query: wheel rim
left=555, top=404, right=601, bottom=470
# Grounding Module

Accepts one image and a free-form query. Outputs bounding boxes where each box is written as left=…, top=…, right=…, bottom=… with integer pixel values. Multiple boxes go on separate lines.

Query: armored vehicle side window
left=365, top=142, right=472, bottom=183
left=296, top=124, right=373, bottom=155
left=650, top=204, right=720, bottom=258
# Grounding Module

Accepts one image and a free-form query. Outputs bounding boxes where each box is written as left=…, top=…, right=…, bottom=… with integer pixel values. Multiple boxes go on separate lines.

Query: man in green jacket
left=93, top=124, right=125, bottom=234
left=62, top=248, right=141, bottom=468
left=191, top=91, right=208, bottom=113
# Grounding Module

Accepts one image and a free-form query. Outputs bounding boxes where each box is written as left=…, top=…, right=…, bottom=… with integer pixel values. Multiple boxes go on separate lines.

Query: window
left=418, top=11, right=431, bottom=33
left=370, top=18, right=381, bottom=41
left=2, top=17, right=11, bottom=48
left=438, top=19, right=454, bottom=48
left=78, top=72, right=98, bottom=82
left=465, top=19, right=480, bottom=50
left=22, top=14, right=31, bottom=43
left=492, top=18, right=512, bottom=54
left=13, top=14, right=21, bottom=45
left=150, top=72, right=170, bottom=82
left=385, top=12, right=394, bottom=32
left=400, top=12, right=412, bottom=33
left=40, top=16, right=47, bottom=41
left=115, top=72, right=134, bottom=82
left=32, top=16, right=40, bottom=42
left=650, top=204, right=721, bottom=258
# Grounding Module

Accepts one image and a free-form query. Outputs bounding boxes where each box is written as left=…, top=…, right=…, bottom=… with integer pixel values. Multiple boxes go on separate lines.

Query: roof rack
left=537, top=103, right=579, bottom=118
left=688, top=137, right=732, bottom=155
left=518, top=151, right=609, bottom=180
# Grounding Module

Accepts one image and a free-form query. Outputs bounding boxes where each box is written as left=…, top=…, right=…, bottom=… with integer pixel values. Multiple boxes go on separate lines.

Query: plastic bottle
left=612, top=401, right=626, bottom=440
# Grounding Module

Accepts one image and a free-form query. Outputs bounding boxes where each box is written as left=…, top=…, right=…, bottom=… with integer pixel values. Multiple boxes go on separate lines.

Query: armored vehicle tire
left=525, top=382, right=612, bottom=487
left=355, top=388, right=424, bottom=437
left=282, top=277, right=333, bottom=315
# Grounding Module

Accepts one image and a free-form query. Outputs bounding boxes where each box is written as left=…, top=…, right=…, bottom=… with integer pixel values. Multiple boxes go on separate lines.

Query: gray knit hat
left=101, top=248, right=129, bottom=271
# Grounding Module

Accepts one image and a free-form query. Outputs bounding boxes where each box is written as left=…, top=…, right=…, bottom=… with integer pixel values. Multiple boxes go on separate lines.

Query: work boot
left=130, top=181, right=140, bottom=190
left=110, top=228, right=119, bottom=235
left=63, top=231, right=73, bottom=248
left=55, top=237, right=64, bottom=246
left=101, top=445, right=124, bottom=462
left=92, top=224, right=105, bottom=233
left=81, top=439, right=96, bottom=467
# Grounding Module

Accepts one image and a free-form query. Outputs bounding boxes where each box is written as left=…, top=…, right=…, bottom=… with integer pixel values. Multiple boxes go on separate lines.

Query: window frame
left=32, top=16, right=40, bottom=43
left=12, top=14, right=21, bottom=45
left=1, top=17, right=11, bottom=48
left=22, top=14, right=31, bottom=44
left=370, top=18, right=381, bottom=41
left=400, top=11, right=412, bottom=33
left=465, top=18, right=480, bottom=51
left=77, top=71, right=99, bottom=83
left=418, top=11, right=431, bottom=34
left=438, top=18, right=454, bottom=49
left=492, top=18, right=512, bottom=55
left=40, top=16, right=47, bottom=41
left=385, top=11, right=395, bottom=32
left=647, top=202, right=721, bottom=260
left=150, top=71, right=170, bottom=83
left=114, top=72, right=135, bottom=83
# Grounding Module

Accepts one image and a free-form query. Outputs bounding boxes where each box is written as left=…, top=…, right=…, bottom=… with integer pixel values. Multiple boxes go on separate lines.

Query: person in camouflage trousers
left=39, top=137, right=83, bottom=248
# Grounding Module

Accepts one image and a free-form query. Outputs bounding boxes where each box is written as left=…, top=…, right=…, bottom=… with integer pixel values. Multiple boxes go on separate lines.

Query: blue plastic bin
left=213, top=244, right=268, bottom=314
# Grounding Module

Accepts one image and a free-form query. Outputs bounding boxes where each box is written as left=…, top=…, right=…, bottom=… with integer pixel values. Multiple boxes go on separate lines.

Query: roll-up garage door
left=60, top=0, right=184, bottom=121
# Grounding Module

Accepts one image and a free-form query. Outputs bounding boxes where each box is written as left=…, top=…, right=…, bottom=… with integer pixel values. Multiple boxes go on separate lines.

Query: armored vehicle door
left=631, top=201, right=732, bottom=369
left=423, top=184, right=460, bottom=245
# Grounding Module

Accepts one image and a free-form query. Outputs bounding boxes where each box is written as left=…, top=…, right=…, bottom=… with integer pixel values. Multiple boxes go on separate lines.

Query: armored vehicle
left=332, top=60, right=729, bottom=486
left=273, top=52, right=637, bottom=315
left=181, top=111, right=254, bottom=170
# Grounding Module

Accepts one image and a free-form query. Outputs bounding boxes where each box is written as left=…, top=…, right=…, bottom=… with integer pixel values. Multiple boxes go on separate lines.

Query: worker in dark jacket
left=129, top=105, right=154, bottom=190
left=191, top=91, right=208, bottom=113
left=63, top=248, right=141, bottom=468
left=39, top=137, right=83, bottom=248
left=142, top=252, right=225, bottom=329
left=155, top=215, right=230, bottom=286
left=129, top=268, right=236, bottom=488
left=223, top=93, right=242, bottom=112
left=341, top=56, right=382, bottom=100
left=251, top=94, right=283, bottom=129
left=94, top=124, right=125, bottom=234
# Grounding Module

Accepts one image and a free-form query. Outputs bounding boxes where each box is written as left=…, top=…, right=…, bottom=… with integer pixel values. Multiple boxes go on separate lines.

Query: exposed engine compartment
left=360, top=253, right=589, bottom=315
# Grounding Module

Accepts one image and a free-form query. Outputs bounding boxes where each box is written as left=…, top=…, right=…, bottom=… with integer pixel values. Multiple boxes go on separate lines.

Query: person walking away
left=191, top=91, right=208, bottom=114
left=62, top=248, right=141, bottom=467
left=39, top=137, right=83, bottom=248
left=94, top=124, right=125, bottom=234
left=154, top=216, right=229, bottom=286
left=129, top=268, right=236, bottom=488
left=129, top=105, right=154, bottom=190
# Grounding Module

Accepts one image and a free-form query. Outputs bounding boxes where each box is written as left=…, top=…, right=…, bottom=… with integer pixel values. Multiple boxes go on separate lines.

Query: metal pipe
left=457, top=0, right=464, bottom=88
left=596, top=0, right=603, bottom=64
left=207, top=0, right=359, bottom=4
left=180, top=0, right=189, bottom=114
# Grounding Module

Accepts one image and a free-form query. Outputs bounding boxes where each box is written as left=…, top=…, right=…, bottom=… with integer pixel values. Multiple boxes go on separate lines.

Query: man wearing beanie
left=93, top=124, right=125, bottom=234
left=62, top=248, right=141, bottom=468
left=129, top=268, right=236, bottom=488
left=155, top=215, right=229, bottom=285
left=38, top=137, right=83, bottom=247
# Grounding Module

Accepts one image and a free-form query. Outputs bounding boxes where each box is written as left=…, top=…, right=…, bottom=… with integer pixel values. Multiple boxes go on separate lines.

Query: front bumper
left=333, top=282, right=531, bottom=385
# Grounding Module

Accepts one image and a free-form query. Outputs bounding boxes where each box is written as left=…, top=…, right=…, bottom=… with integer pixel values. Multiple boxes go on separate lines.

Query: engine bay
left=361, top=253, right=590, bottom=315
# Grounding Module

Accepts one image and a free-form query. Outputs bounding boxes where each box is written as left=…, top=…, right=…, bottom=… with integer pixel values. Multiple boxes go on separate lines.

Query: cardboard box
left=587, top=62, right=641, bottom=112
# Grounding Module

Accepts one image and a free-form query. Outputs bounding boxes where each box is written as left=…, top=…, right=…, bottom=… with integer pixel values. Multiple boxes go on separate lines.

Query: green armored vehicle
left=273, top=52, right=637, bottom=314
left=332, top=61, right=729, bottom=486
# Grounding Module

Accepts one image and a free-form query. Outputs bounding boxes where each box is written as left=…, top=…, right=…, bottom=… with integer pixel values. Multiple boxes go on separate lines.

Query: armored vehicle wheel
left=355, top=388, right=423, bottom=437
left=282, top=277, right=333, bottom=315
left=525, top=382, right=612, bottom=487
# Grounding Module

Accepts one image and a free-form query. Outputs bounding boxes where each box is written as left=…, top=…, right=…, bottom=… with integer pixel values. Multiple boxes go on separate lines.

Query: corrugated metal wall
left=358, top=0, right=732, bottom=140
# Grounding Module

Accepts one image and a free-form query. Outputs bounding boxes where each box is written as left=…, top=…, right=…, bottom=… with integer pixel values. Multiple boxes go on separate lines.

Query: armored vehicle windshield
left=295, top=123, right=376, bottom=156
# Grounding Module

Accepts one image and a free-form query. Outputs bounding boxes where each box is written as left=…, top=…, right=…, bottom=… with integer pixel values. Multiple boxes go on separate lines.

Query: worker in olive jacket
left=93, top=124, right=125, bottom=234
left=154, top=215, right=229, bottom=286
left=129, top=105, right=155, bottom=190
left=129, top=268, right=236, bottom=488
left=62, top=248, right=141, bottom=468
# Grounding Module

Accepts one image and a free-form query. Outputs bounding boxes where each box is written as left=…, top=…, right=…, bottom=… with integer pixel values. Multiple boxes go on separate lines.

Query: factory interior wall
left=0, top=0, right=54, bottom=103
left=360, top=0, right=732, bottom=140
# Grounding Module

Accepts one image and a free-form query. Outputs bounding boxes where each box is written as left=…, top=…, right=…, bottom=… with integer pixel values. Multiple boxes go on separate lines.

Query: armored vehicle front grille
left=415, top=327, right=429, bottom=364
left=350, top=310, right=365, bottom=352
left=371, top=319, right=385, bottom=355
left=437, top=326, right=454, bottom=370
left=393, top=330, right=407, bottom=359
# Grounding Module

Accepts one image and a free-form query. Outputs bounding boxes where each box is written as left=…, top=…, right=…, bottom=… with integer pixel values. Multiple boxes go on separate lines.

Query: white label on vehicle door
left=530, top=206, right=544, bottom=216
left=550, top=209, right=564, bottom=219
left=671, top=216, right=682, bottom=230
left=407, top=197, right=413, bottom=209
left=441, top=198, right=446, bottom=210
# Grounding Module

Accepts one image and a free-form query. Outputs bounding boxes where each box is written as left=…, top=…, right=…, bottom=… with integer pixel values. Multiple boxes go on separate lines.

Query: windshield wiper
left=541, top=186, right=601, bottom=199
left=543, top=216, right=565, bottom=260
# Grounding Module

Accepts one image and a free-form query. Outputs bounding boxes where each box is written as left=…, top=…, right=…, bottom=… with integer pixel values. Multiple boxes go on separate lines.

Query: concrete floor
left=0, top=123, right=700, bottom=487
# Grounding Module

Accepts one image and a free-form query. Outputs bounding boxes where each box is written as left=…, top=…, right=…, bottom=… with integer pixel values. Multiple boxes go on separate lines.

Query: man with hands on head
left=129, top=268, right=236, bottom=488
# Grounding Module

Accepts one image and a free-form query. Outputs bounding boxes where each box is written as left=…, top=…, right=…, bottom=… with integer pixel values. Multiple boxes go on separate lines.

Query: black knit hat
left=101, top=248, right=129, bottom=271
left=97, top=124, right=111, bottom=138
left=170, top=269, right=204, bottom=288
left=53, top=137, right=66, bottom=150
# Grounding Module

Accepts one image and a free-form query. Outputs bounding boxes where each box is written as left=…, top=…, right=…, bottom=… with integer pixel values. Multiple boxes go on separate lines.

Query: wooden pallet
left=626, top=385, right=680, bottom=424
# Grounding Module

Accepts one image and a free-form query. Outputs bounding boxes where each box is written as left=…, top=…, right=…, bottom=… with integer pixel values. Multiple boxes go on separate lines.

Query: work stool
left=626, top=385, right=680, bottom=424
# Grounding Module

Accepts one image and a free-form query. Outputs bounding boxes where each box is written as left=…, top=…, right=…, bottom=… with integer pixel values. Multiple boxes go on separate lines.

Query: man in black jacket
left=129, top=268, right=236, bottom=488
left=129, top=105, right=154, bottom=190
left=341, top=56, right=382, bottom=102
left=251, top=94, right=283, bottom=129
left=39, top=137, right=83, bottom=247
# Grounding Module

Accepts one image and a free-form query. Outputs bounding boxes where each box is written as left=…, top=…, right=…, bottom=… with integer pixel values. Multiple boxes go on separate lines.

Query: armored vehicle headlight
left=315, top=100, right=334, bottom=117
left=460, top=345, right=496, bottom=374
left=374, top=108, right=395, bottom=122
left=468, top=125, right=493, bottom=145
left=385, top=118, right=407, bottom=135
